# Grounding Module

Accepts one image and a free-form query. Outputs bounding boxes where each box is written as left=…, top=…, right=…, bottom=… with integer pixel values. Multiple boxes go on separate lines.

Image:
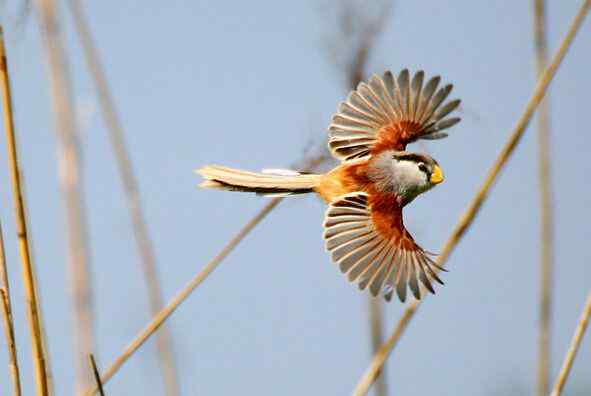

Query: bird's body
left=197, top=69, right=461, bottom=302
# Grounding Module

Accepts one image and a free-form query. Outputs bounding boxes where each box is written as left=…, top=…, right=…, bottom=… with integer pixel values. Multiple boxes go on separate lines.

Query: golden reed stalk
left=549, top=291, right=591, bottom=396
left=0, top=25, right=50, bottom=396
left=0, top=221, right=22, bottom=396
left=352, top=1, right=591, bottom=394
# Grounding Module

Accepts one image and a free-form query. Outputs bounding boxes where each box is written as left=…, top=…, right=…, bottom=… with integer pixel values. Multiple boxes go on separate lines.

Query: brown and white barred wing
left=328, top=69, right=462, bottom=161
left=322, top=192, right=443, bottom=302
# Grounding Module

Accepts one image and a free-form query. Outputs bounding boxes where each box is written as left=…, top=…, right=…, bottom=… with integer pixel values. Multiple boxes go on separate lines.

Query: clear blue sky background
left=0, top=1, right=590, bottom=395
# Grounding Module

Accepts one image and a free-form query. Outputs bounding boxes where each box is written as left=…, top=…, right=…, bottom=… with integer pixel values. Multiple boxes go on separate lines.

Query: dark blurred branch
left=65, top=1, right=180, bottom=394
left=88, top=354, right=105, bottom=396
left=345, top=0, right=393, bottom=88
left=532, top=1, right=554, bottom=395
left=352, top=1, right=591, bottom=394
left=35, top=0, right=96, bottom=392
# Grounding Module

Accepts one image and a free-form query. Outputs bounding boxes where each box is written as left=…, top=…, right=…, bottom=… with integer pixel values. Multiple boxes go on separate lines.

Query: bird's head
left=368, top=150, right=444, bottom=206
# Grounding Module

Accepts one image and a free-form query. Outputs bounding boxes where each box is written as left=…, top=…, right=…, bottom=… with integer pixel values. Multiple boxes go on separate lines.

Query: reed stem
left=0, top=25, right=50, bottom=396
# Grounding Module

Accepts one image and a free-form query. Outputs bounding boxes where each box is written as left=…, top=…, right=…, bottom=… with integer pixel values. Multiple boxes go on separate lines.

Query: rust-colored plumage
left=197, top=69, right=460, bottom=302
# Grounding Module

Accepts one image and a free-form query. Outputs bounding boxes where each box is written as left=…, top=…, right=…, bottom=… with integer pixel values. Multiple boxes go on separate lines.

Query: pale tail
left=197, top=165, right=321, bottom=196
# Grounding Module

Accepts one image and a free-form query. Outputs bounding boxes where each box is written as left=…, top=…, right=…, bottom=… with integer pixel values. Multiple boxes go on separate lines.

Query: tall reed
left=0, top=24, right=50, bottom=396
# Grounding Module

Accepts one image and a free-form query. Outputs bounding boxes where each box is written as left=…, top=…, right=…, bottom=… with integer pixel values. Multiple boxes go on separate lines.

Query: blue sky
left=0, top=1, right=590, bottom=395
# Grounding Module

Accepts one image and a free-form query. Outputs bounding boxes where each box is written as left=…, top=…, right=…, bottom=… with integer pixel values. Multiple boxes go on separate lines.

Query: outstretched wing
left=322, top=192, right=444, bottom=302
left=328, top=69, right=461, bottom=161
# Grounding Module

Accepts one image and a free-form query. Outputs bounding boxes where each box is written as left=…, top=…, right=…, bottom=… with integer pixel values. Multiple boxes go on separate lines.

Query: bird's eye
left=418, top=163, right=428, bottom=173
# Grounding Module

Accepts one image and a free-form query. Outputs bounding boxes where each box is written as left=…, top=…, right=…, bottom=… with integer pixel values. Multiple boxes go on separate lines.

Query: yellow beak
left=430, top=165, right=444, bottom=185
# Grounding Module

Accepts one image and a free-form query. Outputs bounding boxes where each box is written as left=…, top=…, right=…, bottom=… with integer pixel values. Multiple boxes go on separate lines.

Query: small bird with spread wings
left=197, top=69, right=461, bottom=302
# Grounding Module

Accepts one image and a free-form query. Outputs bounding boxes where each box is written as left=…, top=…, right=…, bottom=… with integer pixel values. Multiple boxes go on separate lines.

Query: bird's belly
left=315, top=161, right=370, bottom=203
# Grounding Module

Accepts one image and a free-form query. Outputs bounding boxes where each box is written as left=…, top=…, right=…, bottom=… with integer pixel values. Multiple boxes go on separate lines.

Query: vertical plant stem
left=64, top=1, right=180, bottom=394
left=34, top=1, right=96, bottom=393
left=0, top=290, right=21, bottom=396
left=549, top=291, right=591, bottom=396
left=352, top=1, right=591, bottom=394
left=0, top=222, right=22, bottom=396
left=533, top=1, right=554, bottom=395
left=0, top=25, right=50, bottom=396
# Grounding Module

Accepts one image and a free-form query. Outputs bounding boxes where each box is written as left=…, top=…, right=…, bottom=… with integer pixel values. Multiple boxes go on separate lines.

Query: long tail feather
left=196, top=165, right=321, bottom=196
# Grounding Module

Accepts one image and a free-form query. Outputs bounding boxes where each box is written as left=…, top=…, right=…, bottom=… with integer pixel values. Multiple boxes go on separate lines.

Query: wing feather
left=328, top=70, right=461, bottom=161
left=323, top=192, right=445, bottom=302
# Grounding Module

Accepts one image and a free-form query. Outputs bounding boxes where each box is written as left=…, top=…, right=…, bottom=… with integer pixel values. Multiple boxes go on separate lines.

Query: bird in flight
left=197, top=69, right=461, bottom=302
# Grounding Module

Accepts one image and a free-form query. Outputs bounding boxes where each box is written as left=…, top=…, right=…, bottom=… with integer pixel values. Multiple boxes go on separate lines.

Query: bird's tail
left=196, top=165, right=321, bottom=196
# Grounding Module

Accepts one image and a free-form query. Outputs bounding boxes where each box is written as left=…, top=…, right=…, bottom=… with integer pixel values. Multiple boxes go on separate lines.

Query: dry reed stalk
left=88, top=354, right=105, bottom=396
left=0, top=222, right=22, bottom=396
left=352, top=1, right=591, bottom=394
left=34, top=0, right=96, bottom=392
left=0, top=290, right=21, bottom=396
left=65, top=1, right=180, bottom=394
left=549, top=291, right=591, bottom=396
left=533, top=1, right=554, bottom=395
left=0, top=25, right=50, bottom=396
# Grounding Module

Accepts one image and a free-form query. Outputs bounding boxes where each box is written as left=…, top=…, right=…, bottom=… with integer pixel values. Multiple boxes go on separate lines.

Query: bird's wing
left=328, top=69, right=461, bottom=162
left=323, top=192, right=444, bottom=302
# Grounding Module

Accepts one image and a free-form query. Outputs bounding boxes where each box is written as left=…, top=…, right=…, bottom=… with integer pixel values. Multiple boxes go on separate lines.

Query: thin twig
left=0, top=222, right=22, bottom=396
left=65, top=1, right=180, bottom=394
left=0, top=24, right=50, bottom=396
left=352, top=1, right=591, bottom=394
left=88, top=354, right=105, bottom=396
left=34, top=0, right=96, bottom=392
left=549, top=291, right=591, bottom=396
left=533, top=1, right=554, bottom=395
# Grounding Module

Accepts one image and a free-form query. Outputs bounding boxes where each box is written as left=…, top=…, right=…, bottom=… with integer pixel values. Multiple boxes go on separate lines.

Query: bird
left=197, top=69, right=461, bottom=302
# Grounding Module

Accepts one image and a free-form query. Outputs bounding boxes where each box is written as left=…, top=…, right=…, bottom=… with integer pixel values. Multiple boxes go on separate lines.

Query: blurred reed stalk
left=549, top=291, right=591, bottom=396
left=0, top=221, right=22, bottom=396
left=88, top=354, right=105, bottom=396
left=35, top=0, right=96, bottom=392
left=65, top=1, right=180, bottom=394
left=352, top=1, right=591, bottom=394
left=0, top=25, right=50, bottom=396
left=367, top=299, right=386, bottom=396
left=532, top=1, right=554, bottom=395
